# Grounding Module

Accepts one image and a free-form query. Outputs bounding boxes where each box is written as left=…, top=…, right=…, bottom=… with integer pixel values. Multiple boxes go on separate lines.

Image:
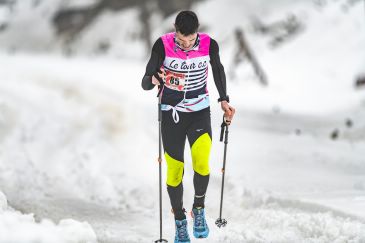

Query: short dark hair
left=174, top=10, right=199, bottom=36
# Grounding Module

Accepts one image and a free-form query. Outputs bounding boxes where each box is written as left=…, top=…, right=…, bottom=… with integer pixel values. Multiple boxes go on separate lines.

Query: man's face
left=175, top=31, right=198, bottom=51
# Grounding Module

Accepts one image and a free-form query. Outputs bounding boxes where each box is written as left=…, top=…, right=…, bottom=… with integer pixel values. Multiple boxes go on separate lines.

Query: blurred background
left=0, top=0, right=313, bottom=57
left=0, top=0, right=365, bottom=243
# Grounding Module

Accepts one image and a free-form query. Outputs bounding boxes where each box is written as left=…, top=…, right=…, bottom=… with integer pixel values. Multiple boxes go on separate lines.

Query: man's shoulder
left=152, top=38, right=164, bottom=49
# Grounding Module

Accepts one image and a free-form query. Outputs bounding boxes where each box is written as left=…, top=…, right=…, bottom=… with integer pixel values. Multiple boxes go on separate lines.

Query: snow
left=0, top=1, right=57, bottom=52
left=70, top=8, right=146, bottom=59
left=0, top=189, right=96, bottom=243
left=61, top=0, right=99, bottom=9
left=0, top=0, right=365, bottom=242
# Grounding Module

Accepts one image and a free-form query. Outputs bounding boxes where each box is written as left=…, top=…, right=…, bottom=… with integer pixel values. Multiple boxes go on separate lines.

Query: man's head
left=174, top=10, right=199, bottom=51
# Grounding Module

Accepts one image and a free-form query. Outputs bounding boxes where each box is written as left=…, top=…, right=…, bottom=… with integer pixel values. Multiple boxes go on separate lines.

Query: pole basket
left=215, top=218, right=228, bottom=228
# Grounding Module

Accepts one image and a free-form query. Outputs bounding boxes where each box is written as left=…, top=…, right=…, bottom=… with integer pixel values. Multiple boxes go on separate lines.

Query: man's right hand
left=152, top=67, right=166, bottom=86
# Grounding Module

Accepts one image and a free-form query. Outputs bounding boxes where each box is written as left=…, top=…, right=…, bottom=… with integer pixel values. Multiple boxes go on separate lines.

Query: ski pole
left=155, top=85, right=168, bottom=243
left=215, top=116, right=229, bottom=228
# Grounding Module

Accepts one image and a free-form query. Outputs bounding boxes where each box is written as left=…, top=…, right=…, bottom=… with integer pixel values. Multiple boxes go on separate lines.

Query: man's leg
left=187, top=110, right=212, bottom=209
left=187, top=109, right=212, bottom=238
left=162, top=110, right=187, bottom=220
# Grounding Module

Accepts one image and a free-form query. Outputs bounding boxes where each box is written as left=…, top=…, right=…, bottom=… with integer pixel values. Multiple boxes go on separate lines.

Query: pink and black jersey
left=142, top=32, right=229, bottom=122
left=161, top=32, right=210, bottom=97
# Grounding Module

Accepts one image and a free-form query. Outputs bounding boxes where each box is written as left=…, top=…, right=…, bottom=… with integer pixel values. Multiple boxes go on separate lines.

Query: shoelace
left=194, top=211, right=205, bottom=227
left=177, top=223, right=188, bottom=239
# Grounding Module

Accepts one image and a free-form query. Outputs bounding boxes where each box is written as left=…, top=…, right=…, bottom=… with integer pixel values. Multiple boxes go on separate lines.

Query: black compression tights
left=162, top=108, right=212, bottom=220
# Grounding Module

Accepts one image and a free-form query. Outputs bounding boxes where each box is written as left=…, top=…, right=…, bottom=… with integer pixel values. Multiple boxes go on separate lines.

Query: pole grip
left=220, top=116, right=228, bottom=142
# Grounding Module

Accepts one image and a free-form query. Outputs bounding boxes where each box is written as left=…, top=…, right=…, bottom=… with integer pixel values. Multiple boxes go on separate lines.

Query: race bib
left=165, top=70, right=185, bottom=91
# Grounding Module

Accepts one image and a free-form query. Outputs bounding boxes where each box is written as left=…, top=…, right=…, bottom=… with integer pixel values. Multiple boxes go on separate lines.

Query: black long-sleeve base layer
left=141, top=36, right=228, bottom=102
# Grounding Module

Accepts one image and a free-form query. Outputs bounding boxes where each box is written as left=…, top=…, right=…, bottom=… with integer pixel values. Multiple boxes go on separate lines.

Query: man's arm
left=209, top=38, right=229, bottom=102
left=210, top=38, right=235, bottom=124
left=141, top=38, right=165, bottom=90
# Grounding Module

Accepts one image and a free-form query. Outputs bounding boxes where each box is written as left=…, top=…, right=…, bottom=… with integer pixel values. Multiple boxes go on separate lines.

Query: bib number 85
left=165, top=70, right=185, bottom=91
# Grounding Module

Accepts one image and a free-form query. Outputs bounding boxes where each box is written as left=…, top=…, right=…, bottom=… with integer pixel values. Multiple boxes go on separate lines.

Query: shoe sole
left=193, top=229, right=209, bottom=238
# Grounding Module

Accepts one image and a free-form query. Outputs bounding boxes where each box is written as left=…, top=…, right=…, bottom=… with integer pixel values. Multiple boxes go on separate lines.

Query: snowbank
left=0, top=191, right=97, bottom=243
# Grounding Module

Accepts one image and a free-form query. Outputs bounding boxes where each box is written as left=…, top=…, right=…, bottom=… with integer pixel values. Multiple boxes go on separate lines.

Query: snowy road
left=1, top=53, right=365, bottom=242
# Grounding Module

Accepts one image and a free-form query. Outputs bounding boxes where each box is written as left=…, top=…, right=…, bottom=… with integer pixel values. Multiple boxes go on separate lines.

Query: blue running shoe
left=174, top=219, right=190, bottom=243
left=191, top=208, right=209, bottom=238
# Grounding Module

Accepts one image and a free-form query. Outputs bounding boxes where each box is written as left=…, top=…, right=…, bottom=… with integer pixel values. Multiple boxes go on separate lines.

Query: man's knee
left=191, top=133, right=211, bottom=176
left=165, top=152, right=184, bottom=187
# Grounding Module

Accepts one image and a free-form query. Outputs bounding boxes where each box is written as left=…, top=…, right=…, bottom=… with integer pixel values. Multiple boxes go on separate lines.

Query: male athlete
left=142, top=10, right=235, bottom=243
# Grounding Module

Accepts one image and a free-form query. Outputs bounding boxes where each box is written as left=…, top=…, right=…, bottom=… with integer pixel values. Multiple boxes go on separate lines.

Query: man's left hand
left=221, top=101, right=235, bottom=125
